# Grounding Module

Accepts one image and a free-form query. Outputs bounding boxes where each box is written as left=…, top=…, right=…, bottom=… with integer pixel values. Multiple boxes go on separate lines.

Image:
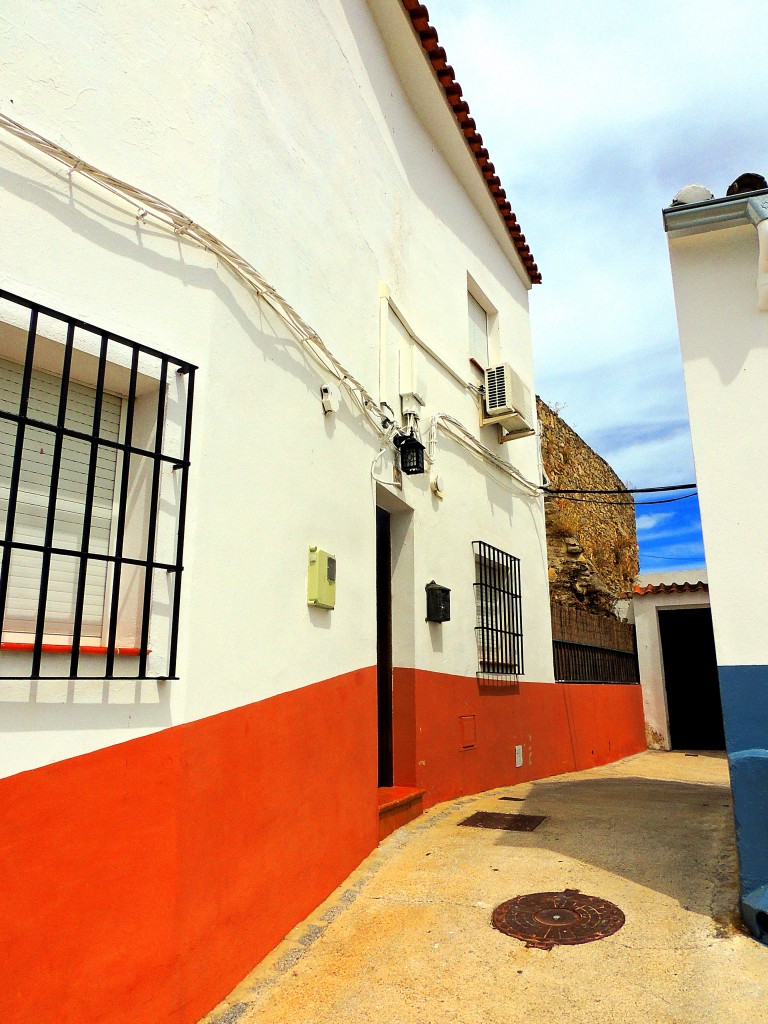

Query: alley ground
left=201, top=752, right=767, bottom=1024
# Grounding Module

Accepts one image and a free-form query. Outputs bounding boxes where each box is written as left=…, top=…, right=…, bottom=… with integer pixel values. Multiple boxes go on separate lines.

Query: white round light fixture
left=431, top=473, right=446, bottom=499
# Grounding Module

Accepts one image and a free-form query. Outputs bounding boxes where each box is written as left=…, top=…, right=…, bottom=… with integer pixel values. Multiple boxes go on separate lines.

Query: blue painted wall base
left=741, top=884, right=768, bottom=943
left=719, top=664, right=768, bottom=945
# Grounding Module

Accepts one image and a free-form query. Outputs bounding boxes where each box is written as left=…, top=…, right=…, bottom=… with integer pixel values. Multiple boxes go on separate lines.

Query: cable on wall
left=0, top=112, right=391, bottom=437
left=428, top=413, right=541, bottom=496
left=0, top=112, right=543, bottom=495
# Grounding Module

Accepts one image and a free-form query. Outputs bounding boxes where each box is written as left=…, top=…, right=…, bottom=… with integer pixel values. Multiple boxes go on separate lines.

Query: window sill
left=0, top=642, right=147, bottom=656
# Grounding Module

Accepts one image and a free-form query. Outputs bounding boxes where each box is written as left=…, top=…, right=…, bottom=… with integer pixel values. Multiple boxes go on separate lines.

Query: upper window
left=0, top=289, right=195, bottom=680
left=468, top=292, right=489, bottom=365
left=473, top=540, right=523, bottom=676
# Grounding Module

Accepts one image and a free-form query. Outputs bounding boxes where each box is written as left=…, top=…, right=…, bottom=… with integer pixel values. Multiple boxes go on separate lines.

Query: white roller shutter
left=468, top=292, right=488, bottom=364
left=0, top=357, right=121, bottom=639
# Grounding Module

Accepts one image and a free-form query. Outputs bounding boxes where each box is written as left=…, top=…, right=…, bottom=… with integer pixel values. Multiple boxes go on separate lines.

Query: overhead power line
left=550, top=492, right=697, bottom=507
left=642, top=553, right=702, bottom=561
left=543, top=483, right=696, bottom=495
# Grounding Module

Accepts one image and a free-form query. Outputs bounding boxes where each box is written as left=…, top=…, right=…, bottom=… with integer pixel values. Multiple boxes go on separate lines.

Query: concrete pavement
left=201, top=751, right=767, bottom=1024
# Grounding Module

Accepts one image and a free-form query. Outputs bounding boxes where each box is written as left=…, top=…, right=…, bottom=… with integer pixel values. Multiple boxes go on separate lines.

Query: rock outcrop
left=538, top=397, right=639, bottom=613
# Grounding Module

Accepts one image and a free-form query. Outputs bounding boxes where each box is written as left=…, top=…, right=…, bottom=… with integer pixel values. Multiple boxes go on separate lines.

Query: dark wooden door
left=376, top=507, right=393, bottom=786
left=659, top=607, right=724, bottom=751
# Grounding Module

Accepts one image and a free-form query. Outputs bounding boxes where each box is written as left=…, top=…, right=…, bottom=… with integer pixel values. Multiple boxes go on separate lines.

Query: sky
left=425, top=0, right=767, bottom=573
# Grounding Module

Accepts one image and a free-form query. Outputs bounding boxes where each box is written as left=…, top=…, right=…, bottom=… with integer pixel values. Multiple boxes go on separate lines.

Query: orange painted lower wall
left=392, top=669, right=647, bottom=808
left=0, top=667, right=378, bottom=1024
left=1, top=666, right=646, bottom=1024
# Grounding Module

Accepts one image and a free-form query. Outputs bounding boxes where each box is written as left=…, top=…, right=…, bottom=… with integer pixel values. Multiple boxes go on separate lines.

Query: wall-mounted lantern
left=394, top=431, right=426, bottom=475
left=426, top=580, right=451, bottom=622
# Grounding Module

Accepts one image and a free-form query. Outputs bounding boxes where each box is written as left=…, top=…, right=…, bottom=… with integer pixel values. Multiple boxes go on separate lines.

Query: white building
left=0, top=2, right=647, bottom=1020
left=632, top=570, right=721, bottom=751
left=664, top=175, right=768, bottom=943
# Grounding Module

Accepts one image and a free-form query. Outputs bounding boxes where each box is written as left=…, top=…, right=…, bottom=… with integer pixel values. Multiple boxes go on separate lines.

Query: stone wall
left=538, top=397, right=639, bottom=612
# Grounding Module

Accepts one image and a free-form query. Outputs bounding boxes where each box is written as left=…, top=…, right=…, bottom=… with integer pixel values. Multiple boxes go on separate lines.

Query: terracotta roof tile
left=400, top=0, right=541, bottom=283
left=633, top=581, right=709, bottom=596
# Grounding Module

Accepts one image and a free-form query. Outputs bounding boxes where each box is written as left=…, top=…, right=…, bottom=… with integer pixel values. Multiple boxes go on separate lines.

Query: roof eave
left=366, top=0, right=540, bottom=285
left=663, top=187, right=768, bottom=237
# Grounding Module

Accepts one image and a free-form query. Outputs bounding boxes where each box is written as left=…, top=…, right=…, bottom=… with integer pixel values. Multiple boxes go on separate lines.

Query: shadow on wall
left=679, top=228, right=768, bottom=387
left=492, top=766, right=736, bottom=923
left=0, top=676, right=172, bottom=731
left=0, top=149, right=376, bottom=454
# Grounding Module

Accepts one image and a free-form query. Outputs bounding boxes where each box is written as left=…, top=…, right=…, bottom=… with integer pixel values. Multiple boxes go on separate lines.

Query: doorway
left=658, top=607, right=724, bottom=750
left=376, top=506, right=393, bottom=786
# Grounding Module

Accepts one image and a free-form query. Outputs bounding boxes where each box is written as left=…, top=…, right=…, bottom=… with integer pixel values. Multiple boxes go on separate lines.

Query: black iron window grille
left=0, top=289, right=195, bottom=680
left=473, top=541, right=523, bottom=676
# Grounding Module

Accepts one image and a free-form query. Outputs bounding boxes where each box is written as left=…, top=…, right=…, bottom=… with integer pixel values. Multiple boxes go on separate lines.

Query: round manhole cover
left=492, top=888, right=625, bottom=950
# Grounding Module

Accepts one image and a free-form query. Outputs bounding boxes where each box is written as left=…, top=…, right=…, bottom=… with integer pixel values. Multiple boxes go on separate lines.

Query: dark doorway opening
left=376, top=506, right=393, bottom=786
left=659, top=607, right=724, bottom=751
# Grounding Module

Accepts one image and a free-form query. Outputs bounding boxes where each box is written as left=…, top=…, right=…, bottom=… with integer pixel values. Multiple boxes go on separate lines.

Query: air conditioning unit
left=483, top=364, right=535, bottom=436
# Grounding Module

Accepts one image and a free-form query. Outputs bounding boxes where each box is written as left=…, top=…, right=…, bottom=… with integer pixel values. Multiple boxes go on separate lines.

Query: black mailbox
left=425, top=580, right=451, bottom=622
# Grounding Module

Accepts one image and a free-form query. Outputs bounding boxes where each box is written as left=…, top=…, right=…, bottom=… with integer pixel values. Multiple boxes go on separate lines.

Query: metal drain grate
left=458, top=811, right=546, bottom=832
left=492, top=888, right=625, bottom=950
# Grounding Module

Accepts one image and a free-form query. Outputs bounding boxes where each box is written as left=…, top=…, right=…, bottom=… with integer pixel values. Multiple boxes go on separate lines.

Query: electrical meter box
left=308, top=546, right=336, bottom=609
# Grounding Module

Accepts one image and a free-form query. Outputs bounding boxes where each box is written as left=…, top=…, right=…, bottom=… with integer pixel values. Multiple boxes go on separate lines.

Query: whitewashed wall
left=667, top=223, right=768, bottom=668
left=0, top=0, right=552, bottom=778
left=633, top=574, right=710, bottom=749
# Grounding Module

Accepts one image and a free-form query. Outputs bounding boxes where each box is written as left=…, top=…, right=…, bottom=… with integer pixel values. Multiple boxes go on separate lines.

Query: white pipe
left=746, top=198, right=768, bottom=310
left=428, top=412, right=541, bottom=495
left=756, top=219, right=768, bottom=311
left=384, top=293, right=477, bottom=392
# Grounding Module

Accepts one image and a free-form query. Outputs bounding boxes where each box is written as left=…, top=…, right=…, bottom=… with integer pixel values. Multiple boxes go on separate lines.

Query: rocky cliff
left=537, top=397, right=639, bottom=613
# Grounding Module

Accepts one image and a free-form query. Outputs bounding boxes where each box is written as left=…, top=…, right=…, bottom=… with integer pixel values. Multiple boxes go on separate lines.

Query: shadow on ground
left=492, top=759, right=735, bottom=922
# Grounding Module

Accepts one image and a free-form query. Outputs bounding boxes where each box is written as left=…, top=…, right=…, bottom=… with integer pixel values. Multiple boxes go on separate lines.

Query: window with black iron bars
left=473, top=540, right=523, bottom=676
left=0, top=289, right=195, bottom=680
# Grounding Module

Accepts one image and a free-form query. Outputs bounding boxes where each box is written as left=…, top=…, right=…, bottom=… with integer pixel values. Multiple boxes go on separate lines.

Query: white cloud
left=429, top=1, right=768, bottom=173
left=426, top=0, right=768, bottom=494
left=636, top=512, right=674, bottom=532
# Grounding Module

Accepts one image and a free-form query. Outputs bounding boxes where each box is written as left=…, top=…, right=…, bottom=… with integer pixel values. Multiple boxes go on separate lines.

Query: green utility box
left=307, top=546, right=336, bottom=609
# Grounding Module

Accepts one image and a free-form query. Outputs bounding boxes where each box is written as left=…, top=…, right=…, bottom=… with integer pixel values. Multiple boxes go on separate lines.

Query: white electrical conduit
left=0, top=112, right=389, bottom=439
left=428, top=413, right=541, bottom=496
left=371, top=423, right=402, bottom=488
left=0, top=112, right=542, bottom=494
